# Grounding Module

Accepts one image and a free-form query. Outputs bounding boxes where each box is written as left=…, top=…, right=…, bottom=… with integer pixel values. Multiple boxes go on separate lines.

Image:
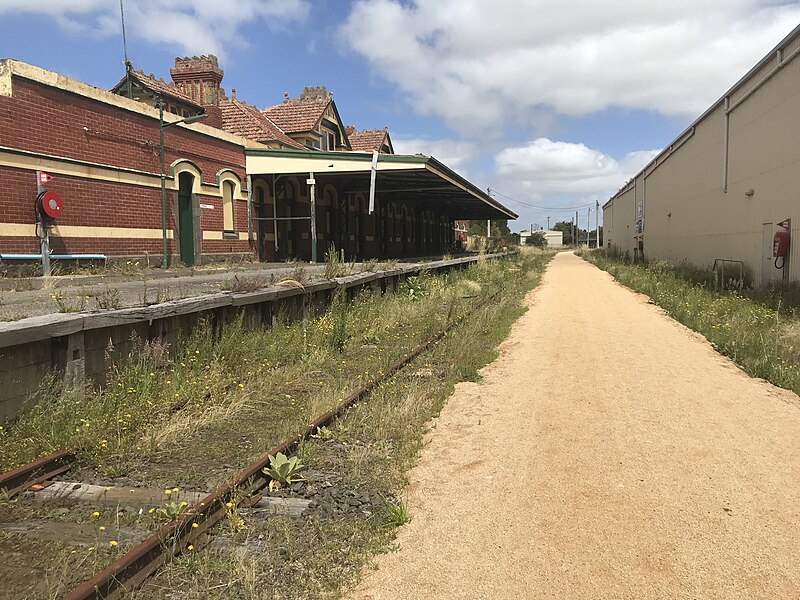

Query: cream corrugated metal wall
left=603, top=29, right=800, bottom=288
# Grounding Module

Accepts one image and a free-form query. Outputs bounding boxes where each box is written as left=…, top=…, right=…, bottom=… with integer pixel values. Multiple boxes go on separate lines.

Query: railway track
left=0, top=289, right=502, bottom=599
left=0, top=450, right=74, bottom=498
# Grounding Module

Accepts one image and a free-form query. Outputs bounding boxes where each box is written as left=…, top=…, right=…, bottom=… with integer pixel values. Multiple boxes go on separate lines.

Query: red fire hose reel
left=37, top=190, right=64, bottom=220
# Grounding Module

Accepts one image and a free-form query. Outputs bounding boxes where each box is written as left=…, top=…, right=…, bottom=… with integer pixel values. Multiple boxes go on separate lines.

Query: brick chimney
left=170, top=54, right=224, bottom=127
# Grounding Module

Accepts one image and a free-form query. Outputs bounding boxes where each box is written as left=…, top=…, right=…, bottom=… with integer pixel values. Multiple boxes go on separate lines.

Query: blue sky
left=1, top=1, right=799, bottom=232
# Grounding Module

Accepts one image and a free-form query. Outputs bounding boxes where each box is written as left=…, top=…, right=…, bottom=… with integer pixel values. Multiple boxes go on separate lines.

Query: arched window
left=223, top=180, right=235, bottom=232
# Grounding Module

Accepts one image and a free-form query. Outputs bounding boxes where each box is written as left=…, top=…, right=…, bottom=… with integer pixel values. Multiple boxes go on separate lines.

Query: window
left=223, top=180, right=235, bottom=232
left=319, top=128, right=337, bottom=151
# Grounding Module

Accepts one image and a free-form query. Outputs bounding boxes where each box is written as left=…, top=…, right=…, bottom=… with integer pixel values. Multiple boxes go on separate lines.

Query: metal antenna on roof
left=119, top=0, right=133, bottom=98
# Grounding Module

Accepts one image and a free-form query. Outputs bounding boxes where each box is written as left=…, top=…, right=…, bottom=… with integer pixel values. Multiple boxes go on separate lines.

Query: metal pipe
left=159, top=102, right=168, bottom=268
left=246, top=174, right=253, bottom=253
left=0, top=254, right=107, bottom=260
left=309, top=171, right=317, bottom=263
left=35, top=171, right=51, bottom=277
left=727, top=45, right=800, bottom=114
left=722, top=97, right=730, bottom=193
left=271, top=174, right=279, bottom=254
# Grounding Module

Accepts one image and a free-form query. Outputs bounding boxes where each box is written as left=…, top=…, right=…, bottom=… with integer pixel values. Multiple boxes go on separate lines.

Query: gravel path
left=348, top=251, right=800, bottom=600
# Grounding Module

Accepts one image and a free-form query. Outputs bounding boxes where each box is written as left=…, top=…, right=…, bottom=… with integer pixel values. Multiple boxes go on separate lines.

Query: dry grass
left=221, top=274, right=271, bottom=293
left=1, top=252, right=556, bottom=600
left=586, top=251, right=800, bottom=395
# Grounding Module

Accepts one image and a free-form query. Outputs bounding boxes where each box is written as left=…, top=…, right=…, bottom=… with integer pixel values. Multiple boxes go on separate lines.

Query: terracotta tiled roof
left=220, top=98, right=304, bottom=149
left=127, top=69, right=202, bottom=108
left=348, top=128, right=389, bottom=152
left=263, top=89, right=331, bottom=133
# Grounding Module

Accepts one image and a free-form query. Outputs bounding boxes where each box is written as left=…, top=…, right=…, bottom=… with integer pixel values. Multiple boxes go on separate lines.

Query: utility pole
left=575, top=211, right=578, bottom=247
left=547, top=216, right=550, bottom=230
left=571, top=216, right=575, bottom=248
left=587, top=206, right=591, bottom=248
left=596, top=200, right=600, bottom=248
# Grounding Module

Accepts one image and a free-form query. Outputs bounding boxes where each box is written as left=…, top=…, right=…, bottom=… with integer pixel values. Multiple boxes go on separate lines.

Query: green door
left=178, top=172, right=195, bottom=266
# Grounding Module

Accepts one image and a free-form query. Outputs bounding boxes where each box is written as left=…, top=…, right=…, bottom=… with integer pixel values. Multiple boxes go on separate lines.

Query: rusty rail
left=63, top=291, right=502, bottom=600
left=0, top=450, right=75, bottom=497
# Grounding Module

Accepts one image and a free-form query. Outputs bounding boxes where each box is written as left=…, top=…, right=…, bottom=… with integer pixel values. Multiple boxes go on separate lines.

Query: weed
left=0, top=252, right=555, bottom=598
left=158, top=499, right=190, bottom=521
left=50, top=291, right=89, bottom=313
left=586, top=251, right=800, bottom=396
left=291, top=265, right=309, bottom=284
left=98, top=461, right=129, bottom=478
left=96, top=288, right=121, bottom=310
left=330, top=291, right=349, bottom=352
left=221, top=275, right=270, bottom=293
left=323, top=244, right=353, bottom=279
left=380, top=498, right=411, bottom=528
left=155, top=286, right=172, bottom=304
left=12, top=277, right=36, bottom=292
left=114, top=259, right=146, bottom=276
left=360, top=259, right=379, bottom=273
left=0, top=530, right=18, bottom=542
left=400, top=272, right=430, bottom=301
left=262, top=452, right=305, bottom=489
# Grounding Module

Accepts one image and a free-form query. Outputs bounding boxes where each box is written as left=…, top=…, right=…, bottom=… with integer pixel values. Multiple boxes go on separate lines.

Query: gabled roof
left=111, top=69, right=202, bottom=110
left=219, top=98, right=304, bottom=149
left=262, top=86, right=333, bottom=133
left=346, top=127, right=394, bottom=153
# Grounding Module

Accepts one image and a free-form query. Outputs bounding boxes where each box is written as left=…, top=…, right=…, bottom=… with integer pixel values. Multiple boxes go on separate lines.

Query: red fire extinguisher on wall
left=774, top=218, right=791, bottom=270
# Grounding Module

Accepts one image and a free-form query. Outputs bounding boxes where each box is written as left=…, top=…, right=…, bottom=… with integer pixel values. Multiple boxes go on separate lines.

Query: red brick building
left=0, top=56, right=515, bottom=267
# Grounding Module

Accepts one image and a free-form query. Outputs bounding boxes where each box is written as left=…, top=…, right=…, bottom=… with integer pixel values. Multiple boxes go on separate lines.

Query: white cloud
left=392, top=137, right=478, bottom=172
left=0, top=0, right=310, bottom=57
left=495, top=138, right=659, bottom=199
left=341, top=1, right=800, bottom=132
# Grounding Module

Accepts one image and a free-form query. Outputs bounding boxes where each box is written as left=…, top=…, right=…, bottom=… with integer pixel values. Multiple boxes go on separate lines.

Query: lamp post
left=159, top=102, right=207, bottom=268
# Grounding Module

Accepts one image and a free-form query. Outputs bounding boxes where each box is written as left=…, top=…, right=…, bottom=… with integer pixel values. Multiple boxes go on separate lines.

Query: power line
left=488, top=188, right=596, bottom=211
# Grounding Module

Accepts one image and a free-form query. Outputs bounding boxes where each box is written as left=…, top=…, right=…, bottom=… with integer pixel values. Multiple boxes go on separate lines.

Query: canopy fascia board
left=245, top=148, right=518, bottom=220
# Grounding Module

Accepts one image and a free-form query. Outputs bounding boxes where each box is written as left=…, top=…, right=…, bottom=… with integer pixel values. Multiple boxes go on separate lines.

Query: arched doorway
left=177, top=171, right=195, bottom=266
left=254, top=181, right=270, bottom=262
left=400, top=205, right=409, bottom=256
left=379, top=200, right=387, bottom=258
left=388, top=202, right=397, bottom=258
left=331, top=191, right=348, bottom=256
left=275, top=178, right=297, bottom=260
left=354, top=193, right=365, bottom=260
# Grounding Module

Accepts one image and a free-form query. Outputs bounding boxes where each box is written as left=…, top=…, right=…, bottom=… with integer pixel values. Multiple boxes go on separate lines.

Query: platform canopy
left=245, top=148, right=517, bottom=221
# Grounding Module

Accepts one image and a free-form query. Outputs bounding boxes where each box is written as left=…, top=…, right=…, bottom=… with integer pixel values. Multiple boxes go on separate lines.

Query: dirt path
left=348, top=252, right=800, bottom=600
